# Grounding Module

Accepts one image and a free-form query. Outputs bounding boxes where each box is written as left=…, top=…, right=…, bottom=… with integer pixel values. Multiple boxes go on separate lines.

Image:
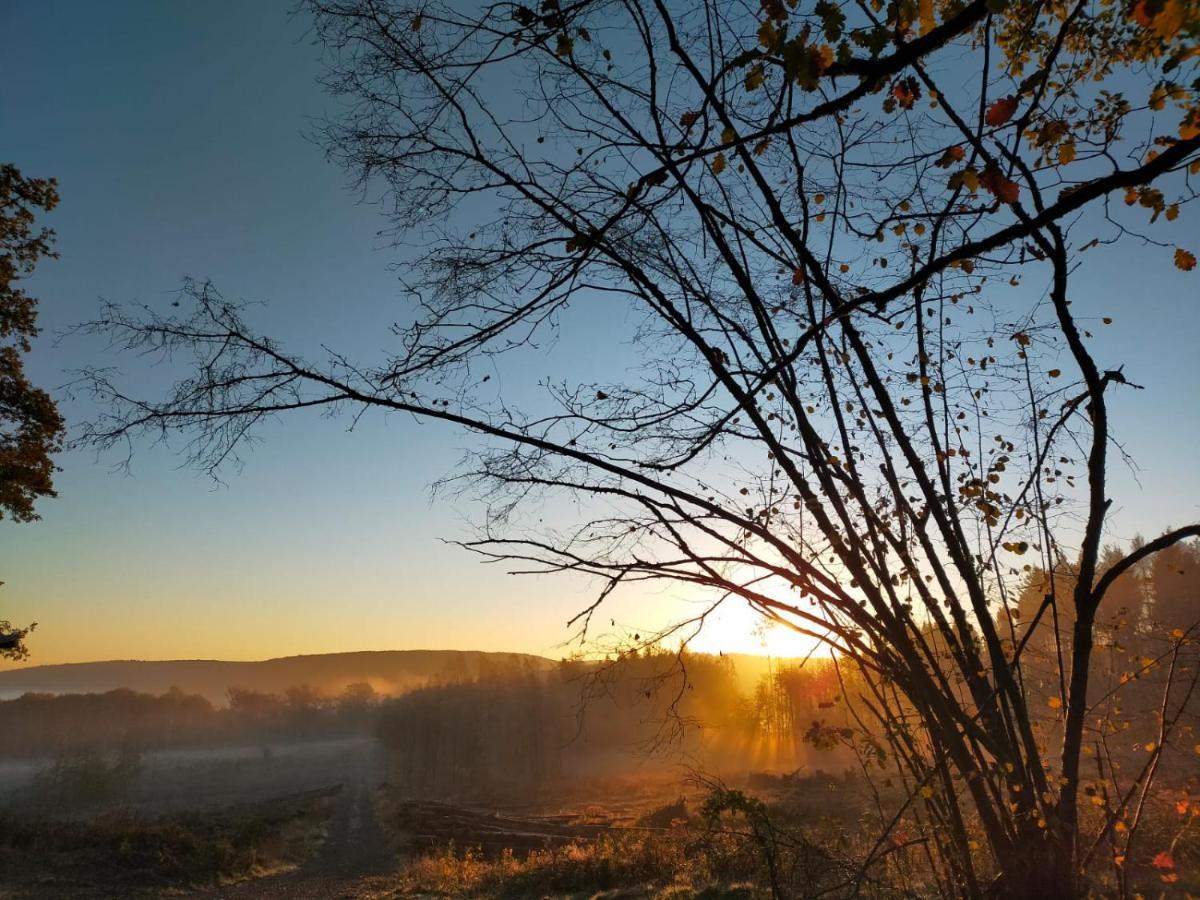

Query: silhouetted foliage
left=0, top=164, right=63, bottom=527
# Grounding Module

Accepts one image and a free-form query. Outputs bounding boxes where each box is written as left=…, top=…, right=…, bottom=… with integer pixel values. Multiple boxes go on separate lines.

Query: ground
left=197, top=773, right=396, bottom=900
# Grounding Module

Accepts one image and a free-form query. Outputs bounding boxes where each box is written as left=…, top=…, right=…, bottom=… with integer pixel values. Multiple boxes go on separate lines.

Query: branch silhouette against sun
left=72, top=0, right=1200, bottom=895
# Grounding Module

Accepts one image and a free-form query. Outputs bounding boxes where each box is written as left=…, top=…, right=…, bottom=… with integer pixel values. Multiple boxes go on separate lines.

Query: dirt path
left=202, top=775, right=397, bottom=900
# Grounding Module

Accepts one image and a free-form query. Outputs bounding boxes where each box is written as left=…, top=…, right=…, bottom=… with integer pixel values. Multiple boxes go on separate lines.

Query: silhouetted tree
left=1, top=164, right=64, bottom=659
left=75, top=1, right=1200, bottom=895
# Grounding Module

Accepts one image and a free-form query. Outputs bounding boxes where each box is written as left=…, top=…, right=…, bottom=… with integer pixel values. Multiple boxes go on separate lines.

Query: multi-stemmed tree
left=77, top=0, right=1199, bottom=894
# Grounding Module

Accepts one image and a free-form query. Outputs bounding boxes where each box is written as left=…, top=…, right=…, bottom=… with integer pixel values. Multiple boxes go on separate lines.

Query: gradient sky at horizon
left=2, top=0, right=1198, bottom=670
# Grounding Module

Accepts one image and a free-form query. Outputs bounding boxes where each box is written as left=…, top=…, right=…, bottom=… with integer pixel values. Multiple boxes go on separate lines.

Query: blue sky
left=1, top=0, right=1197, bottom=668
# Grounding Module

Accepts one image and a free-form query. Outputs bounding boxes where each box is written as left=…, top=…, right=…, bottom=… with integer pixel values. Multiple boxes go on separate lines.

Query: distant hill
left=0, top=650, right=555, bottom=704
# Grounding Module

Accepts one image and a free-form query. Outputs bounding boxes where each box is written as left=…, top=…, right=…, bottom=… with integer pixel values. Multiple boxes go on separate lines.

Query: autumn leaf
left=986, top=96, right=1019, bottom=127
left=980, top=167, right=1020, bottom=204
left=935, top=145, right=965, bottom=168
left=949, top=167, right=980, bottom=193
left=745, top=63, right=765, bottom=91
left=711, top=152, right=727, bottom=175
left=679, top=110, right=701, bottom=130
left=1132, top=0, right=1186, bottom=39
left=792, top=267, right=805, bottom=285
left=1181, top=110, right=1200, bottom=141
left=1047, top=696, right=1062, bottom=709
left=410, top=14, right=423, bottom=31
left=892, top=78, right=919, bottom=110
left=1058, top=141, right=1076, bottom=164
left=1152, top=850, right=1175, bottom=870
left=918, top=0, right=936, bottom=35
left=1175, top=247, right=1197, bottom=271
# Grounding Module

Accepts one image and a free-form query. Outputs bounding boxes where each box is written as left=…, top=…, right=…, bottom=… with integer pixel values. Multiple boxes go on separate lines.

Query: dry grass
left=0, top=787, right=337, bottom=897
left=395, top=832, right=761, bottom=899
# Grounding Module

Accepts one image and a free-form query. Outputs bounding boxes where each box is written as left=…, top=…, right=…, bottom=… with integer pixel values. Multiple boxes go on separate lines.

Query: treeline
left=1004, top=537, right=1200, bottom=772
left=377, top=539, right=1200, bottom=797
left=0, top=681, right=380, bottom=757
left=376, top=650, right=861, bottom=795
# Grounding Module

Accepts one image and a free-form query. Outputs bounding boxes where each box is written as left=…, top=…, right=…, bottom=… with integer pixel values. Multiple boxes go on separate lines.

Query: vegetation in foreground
left=0, top=787, right=335, bottom=897
left=379, top=776, right=1200, bottom=899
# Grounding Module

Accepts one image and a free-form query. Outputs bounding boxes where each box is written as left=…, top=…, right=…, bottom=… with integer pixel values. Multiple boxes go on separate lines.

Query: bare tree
left=74, top=0, right=1200, bottom=895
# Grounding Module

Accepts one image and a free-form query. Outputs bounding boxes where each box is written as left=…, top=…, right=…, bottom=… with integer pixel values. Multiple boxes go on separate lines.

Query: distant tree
left=76, top=1, right=1200, bottom=895
left=0, top=164, right=64, bottom=659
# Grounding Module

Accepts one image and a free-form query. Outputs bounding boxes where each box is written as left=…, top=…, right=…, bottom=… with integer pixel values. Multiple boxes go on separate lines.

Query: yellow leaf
left=1145, top=742, right=1157, bottom=752
left=1171, top=627, right=1185, bottom=639
left=920, top=786, right=934, bottom=798
left=1091, top=794, right=1105, bottom=806
left=918, top=0, right=936, bottom=33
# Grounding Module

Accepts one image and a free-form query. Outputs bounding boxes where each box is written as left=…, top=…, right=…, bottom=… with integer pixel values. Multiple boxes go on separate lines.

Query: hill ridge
left=0, top=649, right=556, bottom=704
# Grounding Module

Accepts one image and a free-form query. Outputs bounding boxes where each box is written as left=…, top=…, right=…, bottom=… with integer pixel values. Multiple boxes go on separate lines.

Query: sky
left=1, top=1, right=1198, bottom=670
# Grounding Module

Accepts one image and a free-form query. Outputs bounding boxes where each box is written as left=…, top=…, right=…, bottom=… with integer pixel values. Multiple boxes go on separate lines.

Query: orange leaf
left=986, top=96, right=1019, bottom=127
left=1175, top=247, right=1197, bottom=271
left=918, top=0, right=935, bottom=34
left=936, top=145, right=965, bottom=168
left=792, top=267, right=805, bottom=285
left=1153, top=850, right=1175, bottom=870
left=892, top=80, right=918, bottom=110
left=980, top=167, right=1020, bottom=204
